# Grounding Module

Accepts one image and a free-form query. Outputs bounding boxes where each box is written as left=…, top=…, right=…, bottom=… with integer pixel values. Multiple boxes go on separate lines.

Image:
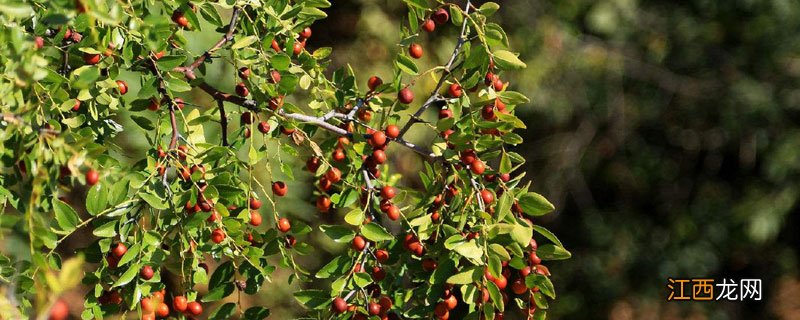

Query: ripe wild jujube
left=398, top=87, right=414, bottom=104
left=409, top=43, right=423, bottom=59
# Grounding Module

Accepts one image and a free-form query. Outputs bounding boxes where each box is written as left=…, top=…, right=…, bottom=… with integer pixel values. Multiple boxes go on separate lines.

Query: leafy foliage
left=0, top=0, right=566, bottom=319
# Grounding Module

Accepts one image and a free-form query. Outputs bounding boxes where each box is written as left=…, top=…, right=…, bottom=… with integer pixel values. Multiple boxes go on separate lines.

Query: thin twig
left=218, top=100, right=229, bottom=146
left=168, top=104, right=179, bottom=149
left=176, top=6, right=243, bottom=80
left=194, top=80, right=441, bottom=161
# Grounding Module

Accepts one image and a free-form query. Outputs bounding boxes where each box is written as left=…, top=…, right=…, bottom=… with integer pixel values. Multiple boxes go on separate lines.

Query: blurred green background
left=54, top=0, right=800, bottom=319
left=301, top=0, right=800, bottom=319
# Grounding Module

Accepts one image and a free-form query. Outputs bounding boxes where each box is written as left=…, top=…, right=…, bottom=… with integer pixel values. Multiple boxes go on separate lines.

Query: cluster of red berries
left=408, top=8, right=450, bottom=60
left=98, top=243, right=203, bottom=319
left=270, top=26, right=312, bottom=56
left=139, top=290, right=202, bottom=320
left=432, top=285, right=459, bottom=320
left=331, top=295, right=395, bottom=319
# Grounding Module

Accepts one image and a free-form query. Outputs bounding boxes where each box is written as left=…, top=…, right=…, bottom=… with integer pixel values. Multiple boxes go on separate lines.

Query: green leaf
left=156, top=56, right=187, bottom=70
left=437, top=117, right=455, bottom=132
left=493, top=50, right=527, bottom=70
left=403, top=0, right=427, bottom=10
left=271, top=54, right=291, bottom=71
left=166, top=77, right=192, bottom=92
left=209, top=261, right=235, bottom=288
left=361, top=223, right=393, bottom=242
left=199, top=3, right=223, bottom=26
left=108, top=180, right=129, bottom=206
left=131, top=115, right=155, bottom=131
left=53, top=200, right=79, bottom=232
left=137, top=77, right=159, bottom=98
left=293, top=290, right=330, bottom=310
left=193, top=267, right=208, bottom=285
left=444, top=234, right=465, bottom=250
left=202, top=283, right=235, bottom=302
left=464, top=45, right=489, bottom=70
left=537, top=244, right=572, bottom=260
left=495, top=191, right=512, bottom=222
left=243, top=306, right=271, bottom=319
left=487, top=280, right=504, bottom=311
left=248, top=145, right=259, bottom=165
left=496, top=112, right=527, bottom=129
left=92, top=220, right=117, bottom=238
left=479, top=2, right=500, bottom=16
left=112, top=264, right=139, bottom=287
left=335, top=189, right=359, bottom=208
left=501, top=133, right=524, bottom=145
left=86, top=184, right=108, bottom=216
left=485, top=23, right=509, bottom=48
left=499, top=151, right=512, bottom=173
left=319, top=225, right=355, bottom=243
left=488, top=256, right=502, bottom=279
left=488, top=244, right=511, bottom=261
left=533, top=225, right=564, bottom=248
left=518, top=192, right=555, bottom=216
left=117, top=243, right=140, bottom=267
left=138, top=192, right=167, bottom=210
left=343, top=209, right=364, bottom=226
left=532, top=291, right=549, bottom=309
left=446, top=267, right=479, bottom=285
left=453, top=241, right=483, bottom=261
left=0, top=3, right=33, bottom=18
left=450, top=4, right=463, bottom=25
left=209, top=303, right=236, bottom=320
left=353, top=272, right=372, bottom=287
left=395, top=54, right=419, bottom=75
left=316, top=255, right=352, bottom=279
left=498, top=91, right=530, bottom=105
left=408, top=8, right=419, bottom=33
left=525, top=273, right=556, bottom=299
left=299, top=6, right=328, bottom=20
left=232, top=36, right=258, bottom=50
left=312, top=47, right=332, bottom=59
left=71, top=66, right=100, bottom=89
left=511, top=223, right=533, bottom=247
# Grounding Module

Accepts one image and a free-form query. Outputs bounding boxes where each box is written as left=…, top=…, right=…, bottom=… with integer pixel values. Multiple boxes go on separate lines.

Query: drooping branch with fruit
left=0, top=0, right=570, bottom=319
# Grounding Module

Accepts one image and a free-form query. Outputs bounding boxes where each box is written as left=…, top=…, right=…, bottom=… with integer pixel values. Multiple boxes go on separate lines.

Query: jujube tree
left=0, top=0, right=570, bottom=319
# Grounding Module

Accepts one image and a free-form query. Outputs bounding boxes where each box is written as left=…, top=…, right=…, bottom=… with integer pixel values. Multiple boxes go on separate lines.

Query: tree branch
left=168, top=104, right=179, bottom=149
left=397, top=0, right=472, bottom=139
left=194, top=81, right=440, bottom=161
left=176, top=6, right=243, bottom=80
left=218, top=99, right=229, bottom=146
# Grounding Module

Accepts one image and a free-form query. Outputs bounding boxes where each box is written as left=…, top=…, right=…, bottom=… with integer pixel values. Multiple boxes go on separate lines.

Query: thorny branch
left=397, top=0, right=473, bottom=139
left=175, top=6, right=243, bottom=81
left=194, top=80, right=441, bottom=161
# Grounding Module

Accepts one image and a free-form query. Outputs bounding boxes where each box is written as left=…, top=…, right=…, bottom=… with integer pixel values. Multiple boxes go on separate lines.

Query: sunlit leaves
left=446, top=267, right=480, bottom=285
left=361, top=223, right=393, bottom=241
left=293, top=290, right=330, bottom=310
left=519, top=192, right=555, bottom=216
left=526, top=274, right=556, bottom=299
left=493, top=50, right=527, bottom=70
left=320, top=225, right=355, bottom=243
left=53, top=200, right=79, bottom=233
left=537, top=244, right=572, bottom=260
